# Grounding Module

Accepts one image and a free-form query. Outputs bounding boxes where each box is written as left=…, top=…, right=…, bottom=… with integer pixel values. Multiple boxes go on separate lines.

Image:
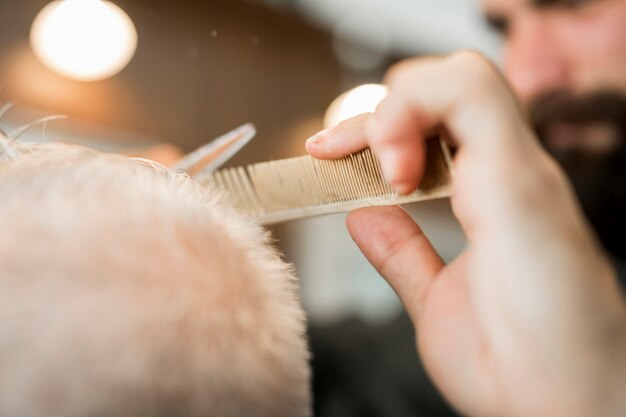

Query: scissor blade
left=172, top=123, right=256, bottom=176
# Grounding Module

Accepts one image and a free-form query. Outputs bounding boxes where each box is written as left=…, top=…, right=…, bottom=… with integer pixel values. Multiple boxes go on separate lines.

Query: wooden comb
left=196, top=136, right=453, bottom=225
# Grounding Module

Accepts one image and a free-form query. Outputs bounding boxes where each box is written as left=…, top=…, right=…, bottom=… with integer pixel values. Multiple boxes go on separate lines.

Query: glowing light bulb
left=30, top=0, right=138, bottom=82
left=324, top=84, right=389, bottom=129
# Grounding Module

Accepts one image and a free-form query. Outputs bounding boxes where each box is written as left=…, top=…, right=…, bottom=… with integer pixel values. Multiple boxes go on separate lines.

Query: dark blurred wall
left=0, top=0, right=340, bottom=162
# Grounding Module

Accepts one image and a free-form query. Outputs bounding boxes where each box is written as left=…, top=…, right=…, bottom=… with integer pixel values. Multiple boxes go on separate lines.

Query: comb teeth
left=197, top=137, right=453, bottom=225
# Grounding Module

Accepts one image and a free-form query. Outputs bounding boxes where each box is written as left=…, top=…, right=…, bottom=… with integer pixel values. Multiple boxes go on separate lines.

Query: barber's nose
left=504, top=17, right=569, bottom=103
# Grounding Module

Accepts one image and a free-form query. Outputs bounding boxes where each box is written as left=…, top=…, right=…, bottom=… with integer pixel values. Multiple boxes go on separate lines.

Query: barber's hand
left=306, top=52, right=626, bottom=417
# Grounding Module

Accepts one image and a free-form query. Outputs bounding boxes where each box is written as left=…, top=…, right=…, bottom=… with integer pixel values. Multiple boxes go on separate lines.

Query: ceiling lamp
left=30, top=0, right=138, bottom=82
left=324, top=84, right=389, bottom=129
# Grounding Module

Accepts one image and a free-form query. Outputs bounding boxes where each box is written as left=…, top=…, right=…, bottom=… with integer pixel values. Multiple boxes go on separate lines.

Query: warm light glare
left=30, top=0, right=138, bottom=81
left=324, top=84, right=389, bottom=129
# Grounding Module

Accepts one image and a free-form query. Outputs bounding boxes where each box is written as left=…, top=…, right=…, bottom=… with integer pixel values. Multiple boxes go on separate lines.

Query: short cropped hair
left=0, top=137, right=310, bottom=417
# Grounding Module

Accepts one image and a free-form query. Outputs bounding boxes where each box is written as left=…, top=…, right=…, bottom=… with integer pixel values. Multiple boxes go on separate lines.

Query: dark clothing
left=309, top=314, right=459, bottom=417
left=615, top=258, right=626, bottom=291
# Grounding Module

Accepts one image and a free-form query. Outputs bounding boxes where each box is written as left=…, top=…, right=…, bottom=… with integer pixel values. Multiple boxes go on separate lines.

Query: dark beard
left=530, top=91, right=626, bottom=261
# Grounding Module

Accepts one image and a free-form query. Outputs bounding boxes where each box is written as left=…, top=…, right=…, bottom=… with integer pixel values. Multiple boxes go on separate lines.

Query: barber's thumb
left=347, top=206, right=444, bottom=322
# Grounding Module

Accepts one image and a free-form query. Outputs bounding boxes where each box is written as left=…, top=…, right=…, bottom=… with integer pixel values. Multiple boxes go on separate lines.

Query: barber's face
left=481, top=0, right=626, bottom=103
left=481, top=0, right=626, bottom=260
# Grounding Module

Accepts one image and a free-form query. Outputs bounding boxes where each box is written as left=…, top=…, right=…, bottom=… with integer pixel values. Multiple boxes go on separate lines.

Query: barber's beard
left=530, top=91, right=626, bottom=260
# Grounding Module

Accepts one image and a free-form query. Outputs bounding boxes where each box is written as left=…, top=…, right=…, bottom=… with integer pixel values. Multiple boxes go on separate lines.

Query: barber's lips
left=543, top=121, right=620, bottom=156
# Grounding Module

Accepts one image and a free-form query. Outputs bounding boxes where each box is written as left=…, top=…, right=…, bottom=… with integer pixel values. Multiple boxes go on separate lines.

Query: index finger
left=307, top=52, right=535, bottom=196
left=305, top=113, right=370, bottom=160
left=305, top=102, right=428, bottom=195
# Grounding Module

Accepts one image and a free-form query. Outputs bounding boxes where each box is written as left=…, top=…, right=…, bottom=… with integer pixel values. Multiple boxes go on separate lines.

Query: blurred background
left=0, top=1, right=501, bottom=415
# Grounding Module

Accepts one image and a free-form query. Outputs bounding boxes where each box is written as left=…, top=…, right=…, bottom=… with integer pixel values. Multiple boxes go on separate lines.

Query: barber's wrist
left=587, top=276, right=626, bottom=417
left=603, top=323, right=626, bottom=416
left=530, top=267, right=626, bottom=417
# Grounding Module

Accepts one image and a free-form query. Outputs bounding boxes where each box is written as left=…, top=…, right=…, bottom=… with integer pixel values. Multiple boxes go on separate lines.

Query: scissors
left=171, top=123, right=256, bottom=177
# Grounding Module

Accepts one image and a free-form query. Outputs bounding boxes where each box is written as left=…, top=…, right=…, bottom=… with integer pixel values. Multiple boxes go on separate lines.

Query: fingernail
left=307, top=128, right=333, bottom=144
left=378, top=150, right=401, bottom=185
left=392, top=181, right=414, bottom=196
left=378, top=150, right=415, bottom=195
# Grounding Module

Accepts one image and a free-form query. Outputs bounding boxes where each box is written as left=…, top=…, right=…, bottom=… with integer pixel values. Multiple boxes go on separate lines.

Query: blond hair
left=0, top=136, right=311, bottom=417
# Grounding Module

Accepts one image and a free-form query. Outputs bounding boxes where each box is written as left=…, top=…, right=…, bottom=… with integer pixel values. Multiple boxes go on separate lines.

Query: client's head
left=0, top=137, right=310, bottom=417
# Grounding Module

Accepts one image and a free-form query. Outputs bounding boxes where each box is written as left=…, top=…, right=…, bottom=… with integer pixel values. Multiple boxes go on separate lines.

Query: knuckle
left=384, top=56, right=427, bottom=86
left=447, top=50, right=502, bottom=92
left=384, top=60, right=412, bottom=85
left=376, top=232, right=414, bottom=278
left=448, top=50, right=491, bottom=71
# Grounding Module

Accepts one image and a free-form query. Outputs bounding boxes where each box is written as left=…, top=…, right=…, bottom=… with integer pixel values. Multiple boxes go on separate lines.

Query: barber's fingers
left=305, top=114, right=370, bottom=159
left=368, top=92, right=428, bottom=195
left=306, top=110, right=425, bottom=195
left=370, top=52, right=531, bottom=193
left=308, top=51, right=533, bottom=194
left=378, top=51, right=528, bottom=152
left=346, top=206, right=444, bottom=322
